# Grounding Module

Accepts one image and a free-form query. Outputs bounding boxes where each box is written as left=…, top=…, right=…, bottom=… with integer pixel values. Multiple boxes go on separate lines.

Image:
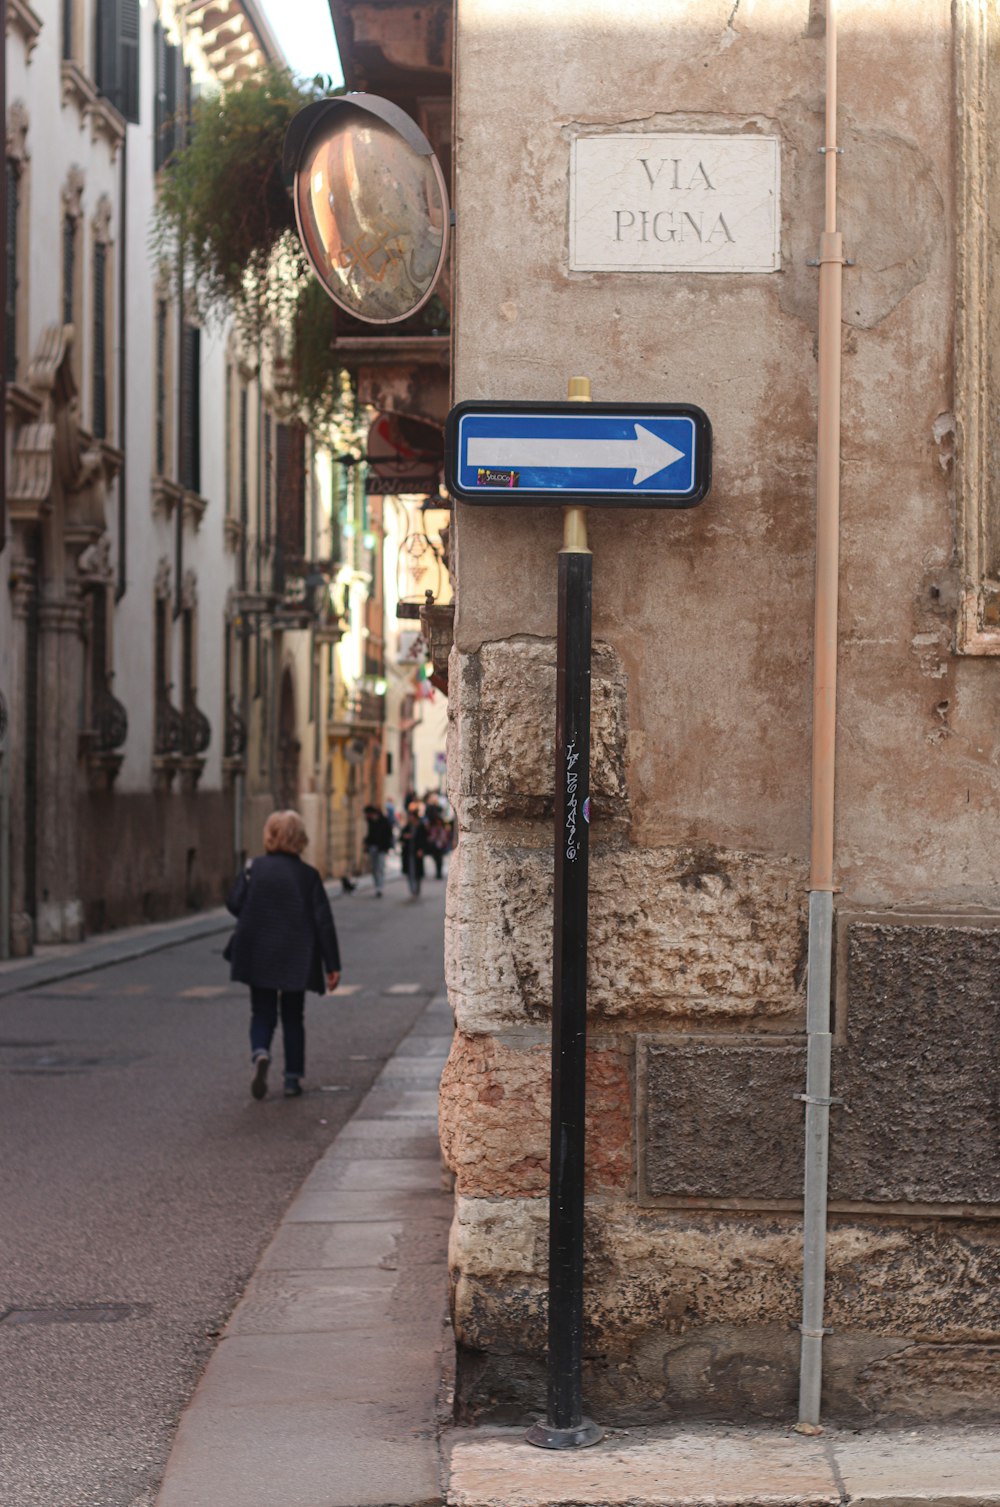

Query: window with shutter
left=155, top=300, right=168, bottom=476
left=61, top=0, right=73, bottom=60
left=182, top=608, right=194, bottom=704
left=62, top=217, right=76, bottom=330
left=276, top=423, right=307, bottom=563
left=239, top=388, right=248, bottom=525
left=153, top=23, right=166, bottom=163
left=96, top=0, right=116, bottom=101
left=180, top=324, right=201, bottom=493
left=90, top=585, right=108, bottom=710
left=263, top=413, right=273, bottom=547
left=5, top=162, right=18, bottom=382
left=95, top=0, right=141, bottom=124
left=153, top=22, right=179, bottom=170
left=93, top=242, right=107, bottom=439
left=120, top=0, right=140, bottom=123
left=237, top=386, right=249, bottom=589
left=155, top=596, right=169, bottom=698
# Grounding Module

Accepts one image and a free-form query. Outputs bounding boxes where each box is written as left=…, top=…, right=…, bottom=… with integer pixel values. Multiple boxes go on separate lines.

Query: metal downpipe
left=798, top=0, right=843, bottom=1429
left=799, top=889, right=834, bottom=1424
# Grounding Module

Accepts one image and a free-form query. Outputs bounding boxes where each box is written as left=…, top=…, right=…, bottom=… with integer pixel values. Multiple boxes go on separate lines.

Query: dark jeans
left=404, top=849, right=423, bottom=896
left=249, top=987, right=305, bottom=1077
left=367, top=845, right=386, bottom=892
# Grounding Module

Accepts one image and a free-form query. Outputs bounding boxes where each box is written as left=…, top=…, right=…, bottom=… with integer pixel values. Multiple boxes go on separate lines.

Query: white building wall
left=2, top=0, right=278, bottom=943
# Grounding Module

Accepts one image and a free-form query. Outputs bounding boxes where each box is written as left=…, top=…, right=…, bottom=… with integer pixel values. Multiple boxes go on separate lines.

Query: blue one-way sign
left=445, top=401, right=711, bottom=507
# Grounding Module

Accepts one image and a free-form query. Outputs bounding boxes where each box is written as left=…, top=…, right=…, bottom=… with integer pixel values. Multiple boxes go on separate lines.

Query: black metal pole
left=1, top=0, right=8, bottom=556
left=526, top=520, right=602, bottom=1450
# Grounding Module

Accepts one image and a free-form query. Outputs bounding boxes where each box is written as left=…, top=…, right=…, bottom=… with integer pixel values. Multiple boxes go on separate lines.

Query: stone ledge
left=444, top=1423, right=1000, bottom=1507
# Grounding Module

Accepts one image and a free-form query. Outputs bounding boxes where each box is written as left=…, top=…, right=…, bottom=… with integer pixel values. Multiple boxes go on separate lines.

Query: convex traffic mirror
left=283, top=93, right=450, bottom=325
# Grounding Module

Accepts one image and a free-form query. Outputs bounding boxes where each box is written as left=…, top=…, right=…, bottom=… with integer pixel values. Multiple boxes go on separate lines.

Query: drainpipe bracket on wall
left=793, top=1093, right=846, bottom=1109
left=807, top=232, right=849, bottom=268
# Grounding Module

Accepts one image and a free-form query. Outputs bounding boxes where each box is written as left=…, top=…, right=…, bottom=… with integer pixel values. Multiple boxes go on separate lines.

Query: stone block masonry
left=445, top=0, right=1000, bottom=1432
left=440, top=634, right=1000, bottom=1426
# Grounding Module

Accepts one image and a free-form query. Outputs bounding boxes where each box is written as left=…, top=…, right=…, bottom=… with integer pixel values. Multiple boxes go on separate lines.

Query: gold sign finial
left=567, top=376, right=591, bottom=402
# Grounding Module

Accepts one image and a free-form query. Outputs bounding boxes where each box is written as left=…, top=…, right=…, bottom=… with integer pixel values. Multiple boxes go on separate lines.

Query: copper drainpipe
left=798, top=0, right=845, bottom=1429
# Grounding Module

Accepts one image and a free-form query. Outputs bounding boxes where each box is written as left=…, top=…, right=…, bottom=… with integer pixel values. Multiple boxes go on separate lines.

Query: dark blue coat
left=224, top=853, right=340, bottom=994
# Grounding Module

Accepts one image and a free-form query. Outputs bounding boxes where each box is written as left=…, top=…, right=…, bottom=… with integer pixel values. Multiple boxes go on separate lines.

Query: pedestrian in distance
left=424, top=805, right=452, bottom=880
left=224, top=809, right=341, bottom=1101
left=398, top=801, right=428, bottom=899
left=363, top=802, right=394, bottom=897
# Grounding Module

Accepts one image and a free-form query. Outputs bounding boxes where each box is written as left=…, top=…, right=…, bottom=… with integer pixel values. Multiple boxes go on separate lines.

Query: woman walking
left=398, top=801, right=428, bottom=899
left=225, top=810, right=341, bottom=1100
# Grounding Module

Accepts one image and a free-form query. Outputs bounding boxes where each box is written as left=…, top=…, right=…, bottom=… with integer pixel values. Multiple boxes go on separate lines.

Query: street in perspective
left=4, top=0, right=1000, bottom=1505
left=0, top=878, right=450, bottom=1507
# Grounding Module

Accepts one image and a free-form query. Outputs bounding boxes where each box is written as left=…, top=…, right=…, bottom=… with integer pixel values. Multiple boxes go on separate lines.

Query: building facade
left=0, top=0, right=438, bottom=954
left=0, top=0, right=290, bottom=950
left=435, top=0, right=1000, bottom=1427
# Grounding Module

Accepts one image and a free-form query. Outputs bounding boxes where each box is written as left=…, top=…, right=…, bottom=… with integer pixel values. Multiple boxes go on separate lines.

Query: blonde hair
left=263, top=809, right=308, bottom=855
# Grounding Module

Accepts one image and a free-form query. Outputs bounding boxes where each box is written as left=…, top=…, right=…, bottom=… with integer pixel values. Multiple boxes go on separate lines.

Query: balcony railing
left=224, top=698, right=247, bottom=760
left=329, top=688, right=385, bottom=733
left=181, top=699, right=211, bottom=758
left=154, top=692, right=184, bottom=757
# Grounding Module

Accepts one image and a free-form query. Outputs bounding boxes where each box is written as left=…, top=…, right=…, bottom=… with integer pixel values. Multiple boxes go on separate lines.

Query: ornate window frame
left=6, top=103, right=30, bottom=388
left=90, top=194, right=114, bottom=442
left=7, top=0, right=43, bottom=62
left=152, top=271, right=175, bottom=484
left=955, top=1, right=1000, bottom=652
left=61, top=165, right=84, bottom=388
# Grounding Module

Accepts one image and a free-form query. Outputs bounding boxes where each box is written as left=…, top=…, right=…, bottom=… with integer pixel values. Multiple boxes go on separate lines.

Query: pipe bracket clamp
left=799, top=1325, right=833, bottom=1338
left=794, top=1092, right=846, bottom=1108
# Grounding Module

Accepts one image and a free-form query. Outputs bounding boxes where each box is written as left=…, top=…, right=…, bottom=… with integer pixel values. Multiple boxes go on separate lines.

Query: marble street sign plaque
left=570, top=133, right=781, bottom=274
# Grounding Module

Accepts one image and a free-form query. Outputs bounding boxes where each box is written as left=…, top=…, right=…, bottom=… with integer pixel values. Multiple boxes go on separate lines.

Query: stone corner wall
left=441, top=637, right=1000, bottom=1426
left=445, top=0, right=1000, bottom=1431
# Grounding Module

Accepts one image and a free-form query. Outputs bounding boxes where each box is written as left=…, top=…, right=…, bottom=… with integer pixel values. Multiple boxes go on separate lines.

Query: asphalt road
left=0, top=875, right=448, bottom=1507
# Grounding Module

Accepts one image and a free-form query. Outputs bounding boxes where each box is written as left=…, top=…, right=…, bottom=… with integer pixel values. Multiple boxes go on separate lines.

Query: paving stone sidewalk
left=155, top=988, right=455, bottom=1507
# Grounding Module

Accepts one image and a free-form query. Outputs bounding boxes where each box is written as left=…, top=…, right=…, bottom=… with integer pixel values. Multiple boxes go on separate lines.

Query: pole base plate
left=525, top=1418, right=604, bottom=1450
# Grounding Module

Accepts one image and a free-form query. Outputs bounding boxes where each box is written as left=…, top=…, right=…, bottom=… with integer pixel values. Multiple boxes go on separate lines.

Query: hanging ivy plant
left=153, top=66, right=352, bottom=431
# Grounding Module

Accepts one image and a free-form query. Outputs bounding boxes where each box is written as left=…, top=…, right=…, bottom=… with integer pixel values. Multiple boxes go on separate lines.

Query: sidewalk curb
left=0, top=913, right=235, bottom=999
left=0, top=867, right=407, bottom=999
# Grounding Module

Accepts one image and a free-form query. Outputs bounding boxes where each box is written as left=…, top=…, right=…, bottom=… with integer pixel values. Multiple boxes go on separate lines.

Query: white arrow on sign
left=467, top=425, right=685, bottom=485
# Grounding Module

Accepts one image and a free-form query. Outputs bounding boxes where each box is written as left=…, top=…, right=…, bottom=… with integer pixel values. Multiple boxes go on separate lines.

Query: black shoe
left=341, top=876, right=356, bottom=894
left=251, top=1052, right=270, bottom=1100
left=284, top=1074, right=302, bottom=1098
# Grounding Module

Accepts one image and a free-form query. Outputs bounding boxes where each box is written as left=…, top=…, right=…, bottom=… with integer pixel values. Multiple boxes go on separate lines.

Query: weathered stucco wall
left=443, top=0, right=1000, bottom=1424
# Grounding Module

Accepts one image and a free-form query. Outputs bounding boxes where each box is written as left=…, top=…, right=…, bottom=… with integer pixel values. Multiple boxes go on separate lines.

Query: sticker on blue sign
left=445, top=400, right=711, bottom=508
